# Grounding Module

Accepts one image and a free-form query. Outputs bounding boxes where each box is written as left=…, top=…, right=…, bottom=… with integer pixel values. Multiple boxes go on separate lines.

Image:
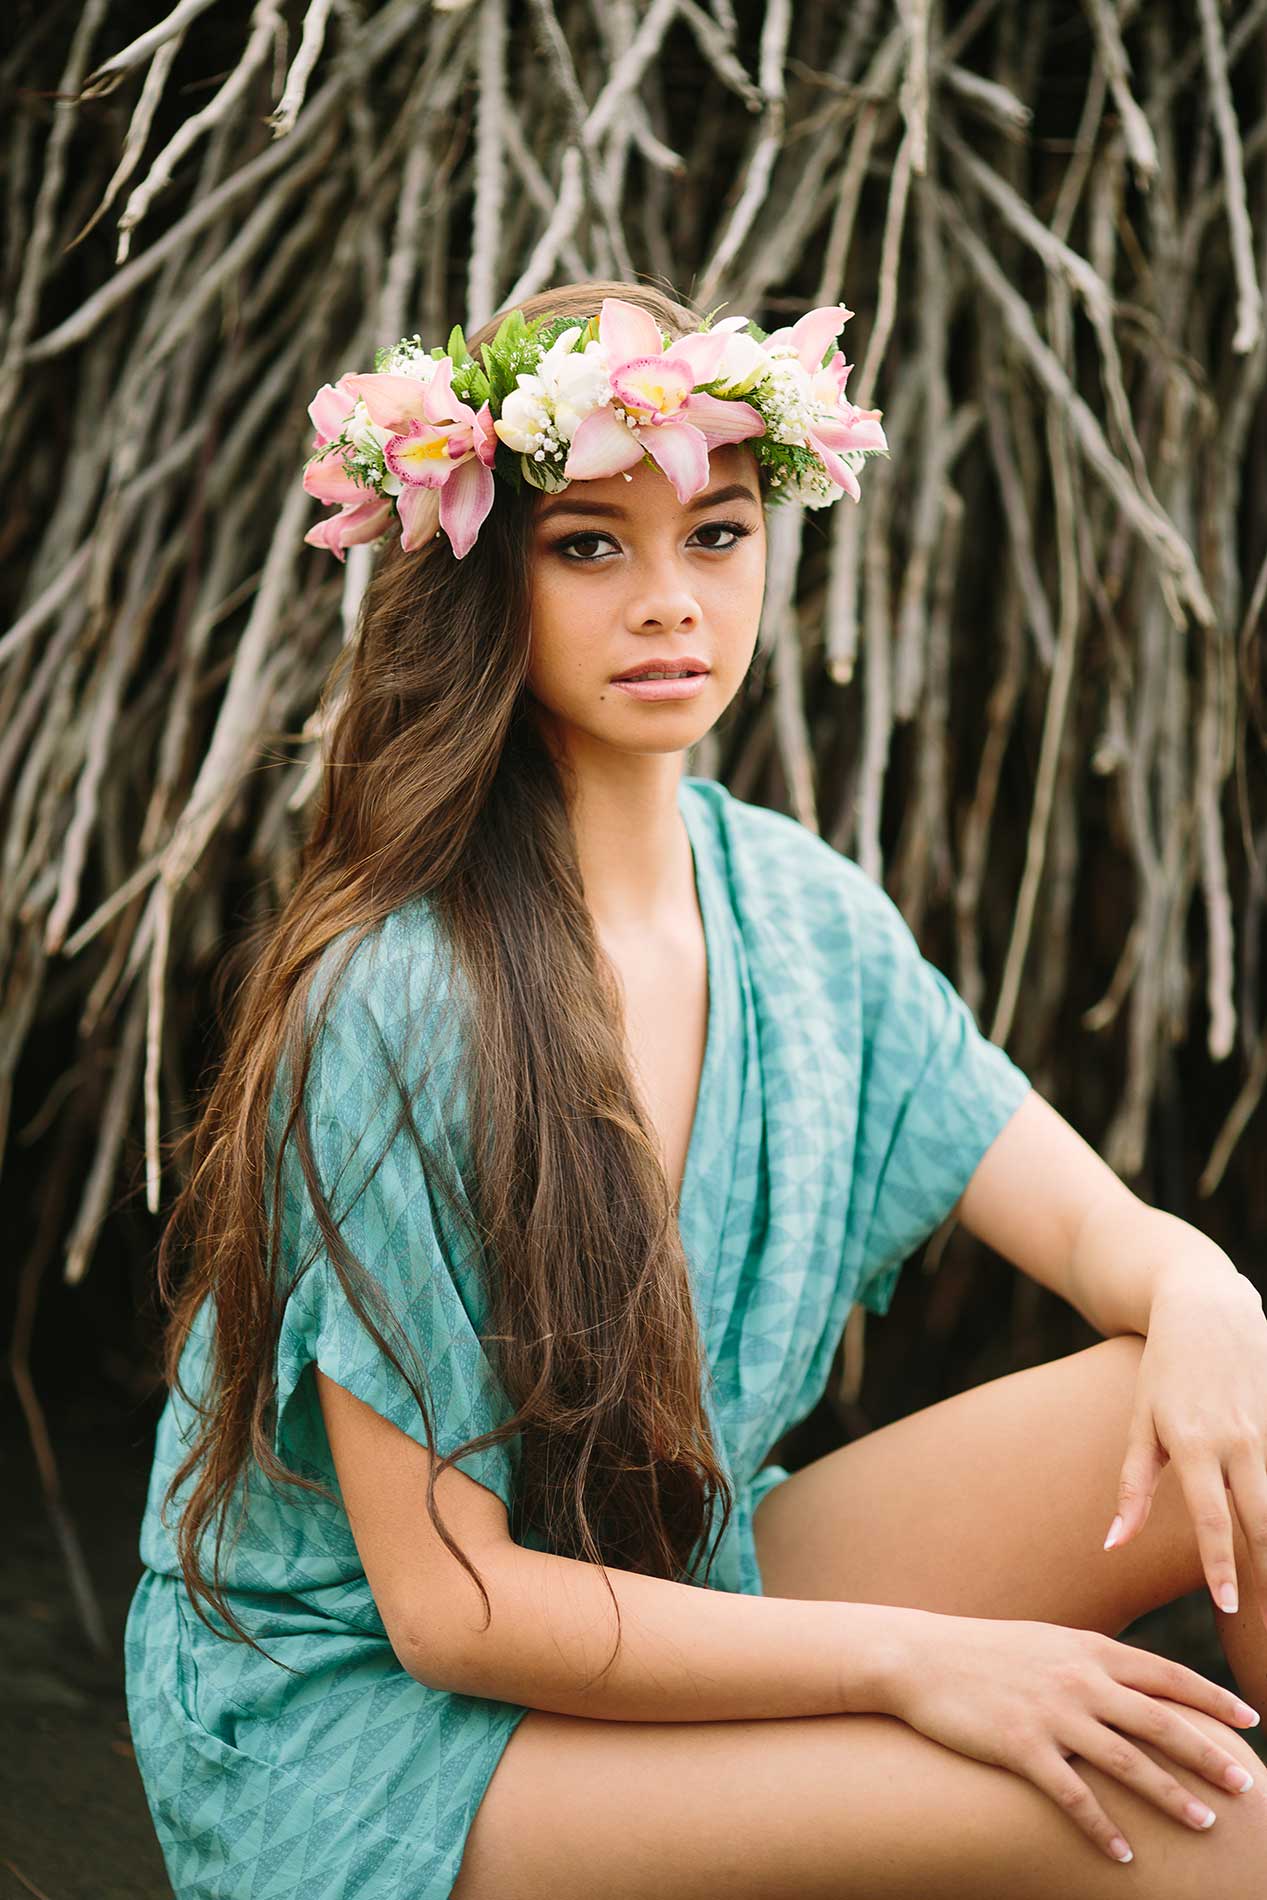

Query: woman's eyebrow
left=535, top=481, right=760, bottom=526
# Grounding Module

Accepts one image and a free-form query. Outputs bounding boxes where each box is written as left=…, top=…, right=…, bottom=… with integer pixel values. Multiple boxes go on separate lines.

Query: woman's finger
left=1098, top=1683, right=1257, bottom=1800
left=1172, top=1447, right=1241, bottom=1614
left=1018, top=1743, right=1138, bottom=1864
left=1066, top=1714, right=1224, bottom=1837
left=1108, top=1636, right=1260, bottom=1731
left=1224, top=1445, right=1267, bottom=1632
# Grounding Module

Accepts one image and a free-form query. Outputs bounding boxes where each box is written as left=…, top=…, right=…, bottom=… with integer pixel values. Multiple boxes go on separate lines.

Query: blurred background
left=2, top=0, right=1266, bottom=1891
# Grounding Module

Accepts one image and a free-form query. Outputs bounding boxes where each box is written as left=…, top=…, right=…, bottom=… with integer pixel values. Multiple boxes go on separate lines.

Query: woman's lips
left=611, top=674, right=710, bottom=701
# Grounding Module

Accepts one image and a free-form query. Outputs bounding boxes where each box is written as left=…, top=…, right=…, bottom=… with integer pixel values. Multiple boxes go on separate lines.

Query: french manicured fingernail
left=1218, top=1585, right=1238, bottom=1613
left=1234, top=1702, right=1260, bottom=1726
left=1103, top=1516, right=1124, bottom=1551
left=1185, top=1801, right=1216, bottom=1827
left=1108, top=1836, right=1133, bottom=1862
left=1226, top=1764, right=1255, bottom=1792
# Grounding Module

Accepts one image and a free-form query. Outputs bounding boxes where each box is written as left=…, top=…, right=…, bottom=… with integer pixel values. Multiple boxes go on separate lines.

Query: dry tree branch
left=1, top=2, right=1264, bottom=1566
left=65, top=30, right=187, bottom=253
left=694, top=0, right=791, bottom=305
left=1079, top=0, right=1158, bottom=185
left=114, top=0, right=287, bottom=262
left=13, top=0, right=430, bottom=371
left=673, top=0, right=764, bottom=110
left=63, top=982, right=149, bottom=1285
left=468, top=0, right=510, bottom=329
left=761, top=499, right=816, bottom=831
left=1195, top=0, right=1263, bottom=355
left=267, top=0, right=336, bottom=138
left=990, top=280, right=1084, bottom=1051
left=77, top=0, right=222, bottom=101
left=980, top=366, right=1056, bottom=670
left=941, top=59, right=1030, bottom=134
left=936, top=182, right=1215, bottom=630
left=584, top=0, right=684, bottom=149
left=896, top=0, right=931, bottom=177
left=848, top=61, right=915, bottom=409
left=0, top=0, right=111, bottom=368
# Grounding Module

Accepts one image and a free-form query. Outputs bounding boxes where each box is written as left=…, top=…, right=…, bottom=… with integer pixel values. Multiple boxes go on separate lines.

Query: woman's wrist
left=830, top=1599, right=941, bottom=1716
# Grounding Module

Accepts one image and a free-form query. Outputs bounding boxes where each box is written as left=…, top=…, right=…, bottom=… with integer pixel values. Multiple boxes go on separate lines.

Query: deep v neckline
left=675, top=777, right=719, bottom=1218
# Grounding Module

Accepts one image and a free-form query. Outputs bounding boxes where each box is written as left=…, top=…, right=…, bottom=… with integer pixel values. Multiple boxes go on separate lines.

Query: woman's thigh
left=453, top=1694, right=1266, bottom=1899
left=751, top=1334, right=1209, bottom=1633
left=453, top=1337, right=1267, bottom=1897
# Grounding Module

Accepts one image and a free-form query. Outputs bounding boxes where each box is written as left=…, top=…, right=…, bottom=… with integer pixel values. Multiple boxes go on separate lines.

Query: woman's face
left=525, top=443, right=766, bottom=763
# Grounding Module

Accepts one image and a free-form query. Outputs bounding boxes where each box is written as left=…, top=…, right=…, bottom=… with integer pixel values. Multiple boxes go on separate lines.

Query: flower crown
left=301, top=296, right=889, bottom=562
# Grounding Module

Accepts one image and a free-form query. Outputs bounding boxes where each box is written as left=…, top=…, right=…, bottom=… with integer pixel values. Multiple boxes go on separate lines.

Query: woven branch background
left=2, top=0, right=1266, bottom=1725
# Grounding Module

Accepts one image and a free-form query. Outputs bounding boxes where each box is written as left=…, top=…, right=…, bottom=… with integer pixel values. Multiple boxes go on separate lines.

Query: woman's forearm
left=406, top=1537, right=924, bottom=1723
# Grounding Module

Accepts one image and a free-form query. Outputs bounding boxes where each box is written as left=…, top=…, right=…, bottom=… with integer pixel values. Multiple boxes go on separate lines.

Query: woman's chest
left=602, top=922, right=709, bottom=1209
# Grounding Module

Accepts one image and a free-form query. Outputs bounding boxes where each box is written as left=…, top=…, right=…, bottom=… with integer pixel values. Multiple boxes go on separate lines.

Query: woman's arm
left=430, top=1537, right=916, bottom=1723
left=318, top=1367, right=914, bottom=1722
left=952, top=1088, right=1248, bottom=1336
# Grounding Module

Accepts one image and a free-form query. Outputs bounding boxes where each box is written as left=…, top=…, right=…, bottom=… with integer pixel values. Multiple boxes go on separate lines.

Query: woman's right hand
left=881, top=1610, right=1259, bottom=1865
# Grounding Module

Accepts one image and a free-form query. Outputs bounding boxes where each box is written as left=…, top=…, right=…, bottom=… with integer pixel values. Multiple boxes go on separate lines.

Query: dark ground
left=1, top=1378, right=169, bottom=1900
left=2, top=1372, right=1265, bottom=1900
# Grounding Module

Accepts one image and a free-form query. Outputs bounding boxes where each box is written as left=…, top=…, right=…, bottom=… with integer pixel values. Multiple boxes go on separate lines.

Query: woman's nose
left=626, top=576, right=702, bottom=632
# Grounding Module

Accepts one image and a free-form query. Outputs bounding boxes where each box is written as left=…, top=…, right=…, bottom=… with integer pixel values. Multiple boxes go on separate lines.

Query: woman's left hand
left=1104, top=1265, right=1267, bottom=1627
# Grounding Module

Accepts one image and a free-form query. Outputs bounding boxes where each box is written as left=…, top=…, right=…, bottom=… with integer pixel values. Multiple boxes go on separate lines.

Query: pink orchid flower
left=307, top=374, right=360, bottom=446
left=302, top=374, right=397, bottom=562
left=762, top=304, right=887, bottom=502
left=301, top=451, right=395, bottom=563
left=302, top=496, right=397, bottom=561
left=339, top=358, right=498, bottom=559
left=563, top=298, right=766, bottom=503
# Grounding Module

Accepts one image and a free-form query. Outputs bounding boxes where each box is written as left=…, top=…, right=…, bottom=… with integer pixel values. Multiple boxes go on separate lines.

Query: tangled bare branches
left=2, top=3, right=1266, bottom=1595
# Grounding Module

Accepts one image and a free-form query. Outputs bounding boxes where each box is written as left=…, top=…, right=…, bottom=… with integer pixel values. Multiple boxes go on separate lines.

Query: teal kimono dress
left=124, top=774, right=1032, bottom=1899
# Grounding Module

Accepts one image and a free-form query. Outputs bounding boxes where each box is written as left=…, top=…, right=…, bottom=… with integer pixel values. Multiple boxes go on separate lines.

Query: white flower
left=344, top=401, right=402, bottom=495
left=537, top=325, right=584, bottom=374
left=494, top=381, right=552, bottom=453
left=378, top=340, right=440, bottom=379
left=781, top=465, right=840, bottom=508
left=547, top=353, right=610, bottom=441
left=345, top=404, right=390, bottom=457
left=494, top=329, right=612, bottom=451
left=708, top=330, right=772, bottom=397
left=761, top=357, right=816, bottom=448
left=532, top=330, right=610, bottom=442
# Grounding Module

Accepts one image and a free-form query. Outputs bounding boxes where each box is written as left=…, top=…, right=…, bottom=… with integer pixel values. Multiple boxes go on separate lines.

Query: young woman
left=124, top=280, right=1267, bottom=1898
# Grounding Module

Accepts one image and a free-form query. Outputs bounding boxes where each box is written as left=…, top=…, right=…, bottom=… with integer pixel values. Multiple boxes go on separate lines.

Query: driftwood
left=2, top=1, right=1265, bottom=1642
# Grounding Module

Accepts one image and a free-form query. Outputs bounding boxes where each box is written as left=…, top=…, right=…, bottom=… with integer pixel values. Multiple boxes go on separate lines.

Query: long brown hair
left=155, top=278, right=772, bottom=1682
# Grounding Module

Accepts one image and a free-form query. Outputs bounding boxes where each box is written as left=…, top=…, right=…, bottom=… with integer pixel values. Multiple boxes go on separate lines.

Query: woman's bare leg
left=453, top=1693, right=1265, bottom=1899
left=750, top=1333, right=1267, bottom=1714
left=453, top=1336, right=1266, bottom=1897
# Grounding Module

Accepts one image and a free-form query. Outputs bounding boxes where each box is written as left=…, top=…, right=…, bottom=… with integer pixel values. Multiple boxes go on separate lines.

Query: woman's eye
left=695, top=521, right=751, bottom=552
left=556, top=532, right=614, bottom=562
left=553, top=521, right=754, bottom=564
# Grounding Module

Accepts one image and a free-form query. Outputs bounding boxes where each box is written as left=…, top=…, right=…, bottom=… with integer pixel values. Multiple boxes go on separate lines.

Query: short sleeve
left=267, top=920, right=520, bottom=1510
left=846, top=870, right=1032, bottom=1319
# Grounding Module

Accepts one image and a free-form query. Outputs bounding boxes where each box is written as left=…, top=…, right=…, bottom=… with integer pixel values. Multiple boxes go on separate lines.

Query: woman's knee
left=452, top=1695, right=1267, bottom=1900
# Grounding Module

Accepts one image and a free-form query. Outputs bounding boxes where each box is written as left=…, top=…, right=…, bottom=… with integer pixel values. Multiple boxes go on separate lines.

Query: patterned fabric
left=124, top=774, right=1032, bottom=1898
